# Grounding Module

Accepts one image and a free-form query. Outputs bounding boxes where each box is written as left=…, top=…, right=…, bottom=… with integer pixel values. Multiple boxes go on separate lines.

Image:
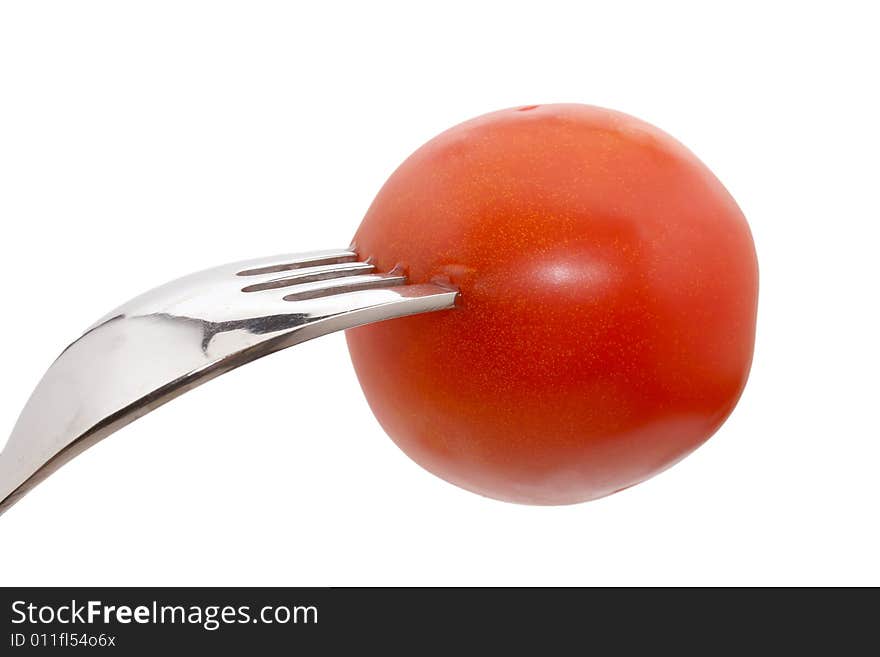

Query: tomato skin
left=346, top=104, right=758, bottom=504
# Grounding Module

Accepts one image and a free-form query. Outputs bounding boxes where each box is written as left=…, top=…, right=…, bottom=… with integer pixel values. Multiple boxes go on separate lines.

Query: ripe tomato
left=346, top=104, right=758, bottom=504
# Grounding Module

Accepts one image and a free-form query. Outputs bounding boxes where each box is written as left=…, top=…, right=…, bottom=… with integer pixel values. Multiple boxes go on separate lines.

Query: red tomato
left=346, top=104, right=758, bottom=504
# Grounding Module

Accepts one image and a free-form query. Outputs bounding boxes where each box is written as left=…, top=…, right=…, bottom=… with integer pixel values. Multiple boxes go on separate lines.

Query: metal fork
left=0, top=249, right=458, bottom=515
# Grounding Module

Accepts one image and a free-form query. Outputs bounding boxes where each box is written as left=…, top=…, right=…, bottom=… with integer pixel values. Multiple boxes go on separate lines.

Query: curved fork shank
left=0, top=250, right=458, bottom=514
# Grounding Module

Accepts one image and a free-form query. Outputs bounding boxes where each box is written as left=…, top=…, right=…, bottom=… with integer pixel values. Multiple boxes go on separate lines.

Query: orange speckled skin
left=346, top=104, right=758, bottom=505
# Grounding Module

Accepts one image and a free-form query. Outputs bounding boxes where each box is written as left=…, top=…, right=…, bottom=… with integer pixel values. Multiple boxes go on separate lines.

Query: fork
left=0, top=249, right=459, bottom=515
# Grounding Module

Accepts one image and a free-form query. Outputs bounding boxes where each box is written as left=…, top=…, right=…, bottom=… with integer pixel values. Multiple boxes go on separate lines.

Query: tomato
left=346, top=104, right=758, bottom=504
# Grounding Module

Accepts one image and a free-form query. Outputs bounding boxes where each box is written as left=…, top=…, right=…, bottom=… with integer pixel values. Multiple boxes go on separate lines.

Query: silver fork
left=0, top=249, right=458, bottom=515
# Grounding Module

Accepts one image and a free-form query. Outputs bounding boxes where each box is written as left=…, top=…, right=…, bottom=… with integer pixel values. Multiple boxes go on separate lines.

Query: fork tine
left=241, top=261, right=375, bottom=292
left=282, top=272, right=407, bottom=301
left=235, top=249, right=358, bottom=276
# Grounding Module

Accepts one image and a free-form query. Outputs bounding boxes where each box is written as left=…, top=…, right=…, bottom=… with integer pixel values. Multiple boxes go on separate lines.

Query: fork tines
left=236, top=249, right=406, bottom=300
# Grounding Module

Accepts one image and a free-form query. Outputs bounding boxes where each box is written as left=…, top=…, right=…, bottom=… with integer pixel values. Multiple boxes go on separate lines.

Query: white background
left=1, top=1, right=877, bottom=586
